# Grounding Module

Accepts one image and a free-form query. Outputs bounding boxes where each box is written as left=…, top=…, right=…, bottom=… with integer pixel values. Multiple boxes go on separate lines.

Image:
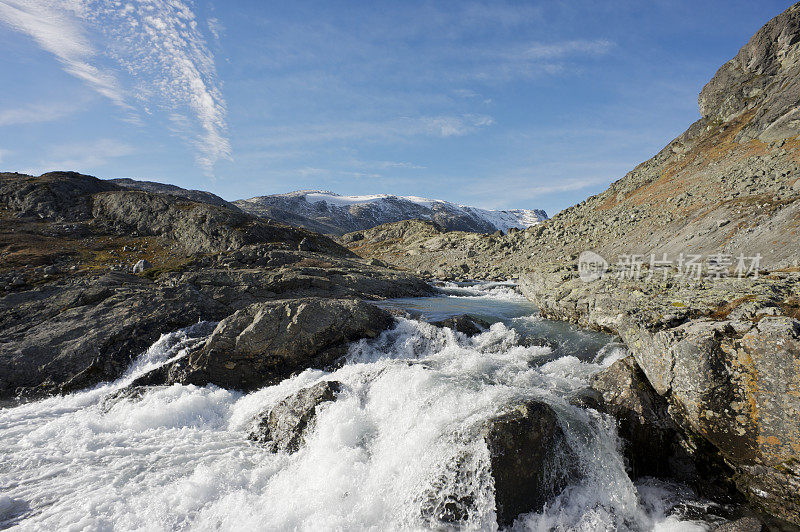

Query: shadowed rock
left=430, top=315, right=490, bottom=336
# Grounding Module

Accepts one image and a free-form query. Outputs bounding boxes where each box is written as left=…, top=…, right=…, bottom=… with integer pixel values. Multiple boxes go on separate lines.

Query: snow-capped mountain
left=233, top=190, right=547, bottom=236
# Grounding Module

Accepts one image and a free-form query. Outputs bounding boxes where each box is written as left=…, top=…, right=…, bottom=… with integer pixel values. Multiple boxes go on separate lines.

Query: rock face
left=249, top=380, right=342, bottom=453
left=109, top=178, right=239, bottom=210
left=483, top=400, right=580, bottom=526
left=168, top=299, right=393, bottom=391
left=235, top=190, right=547, bottom=236
left=520, top=268, right=800, bottom=523
left=589, top=356, right=685, bottom=479
left=0, top=172, right=431, bottom=400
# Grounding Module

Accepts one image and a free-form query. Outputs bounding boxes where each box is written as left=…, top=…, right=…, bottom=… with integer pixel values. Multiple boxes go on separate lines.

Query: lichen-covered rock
left=175, top=298, right=393, bottom=391
left=519, top=267, right=800, bottom=524
left=249, top=380, right=341, bottom=453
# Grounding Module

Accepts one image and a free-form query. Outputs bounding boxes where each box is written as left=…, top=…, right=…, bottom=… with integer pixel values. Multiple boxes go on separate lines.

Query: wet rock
left=174, top=298, right=393, bottom=391
left=132, top=259, right=152, bottom=273
left=249, top=380, right=342, bottom=453
left=483, top=400, right=580, bottom=526
left=589, top=356, right=693, bottom=479
left=430, top=315, right=490, bottom=336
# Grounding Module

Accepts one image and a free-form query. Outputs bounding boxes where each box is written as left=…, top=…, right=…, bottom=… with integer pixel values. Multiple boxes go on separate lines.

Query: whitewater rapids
left=0, top=283, right=718, bottom=530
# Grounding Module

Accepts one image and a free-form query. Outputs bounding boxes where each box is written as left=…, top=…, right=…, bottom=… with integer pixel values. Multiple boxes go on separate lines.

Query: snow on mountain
left=234, top=190, right=547, bottom=236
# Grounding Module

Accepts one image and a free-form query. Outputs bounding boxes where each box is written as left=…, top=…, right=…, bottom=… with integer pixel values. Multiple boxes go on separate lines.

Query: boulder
left=249, top=380, right=341, bottom=452
left=430, top=315, right=490, bottom=336
left=589, top=356, right=682, bottom=478
left=484, top=400, right=580, bottom=525
left=175, top=298, right=393, bottom=391
left=132, top=259, right=152, bottom=273
left=423, top=400, right=579, bottom=527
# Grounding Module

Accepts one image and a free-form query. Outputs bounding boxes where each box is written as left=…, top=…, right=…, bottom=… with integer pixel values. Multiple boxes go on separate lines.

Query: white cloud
left=0, top=0, right=230, bottom=176
left=520, top=39, right=614, bottom=60
left=0, top=0, right=127, bottom=107
left=252, top=114, right=495, bottom=148
left=0, top=102, right=81, bottom=127
left=26, top=139, right=135, bottom=174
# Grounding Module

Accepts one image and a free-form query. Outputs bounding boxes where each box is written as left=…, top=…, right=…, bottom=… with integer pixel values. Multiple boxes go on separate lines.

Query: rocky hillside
left=0, top=171, right=431, bottom=401
left=344, top=3, right=800, bottom=278
left=340, top=4, right=800, bottom=524
left=109, top=178, right=239, bottom=210
left=235, top=190, right=547, bottom=236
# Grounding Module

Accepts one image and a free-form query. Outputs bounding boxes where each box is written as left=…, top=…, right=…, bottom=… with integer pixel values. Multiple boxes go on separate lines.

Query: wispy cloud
left=251, top=114, right=495, bottom=148
left=26, top=138, right=135, bottom=175
left=520, top=39, right=615, bottom=60
left=0, top=0, right=127, bottom=107
left=0, top=0, right=230, bottom=176
left=0, top=102, right=81, bottom=127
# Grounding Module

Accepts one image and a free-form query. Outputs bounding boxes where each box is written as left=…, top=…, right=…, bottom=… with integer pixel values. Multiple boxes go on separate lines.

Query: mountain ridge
left=234, top=189, right=547, bottom=236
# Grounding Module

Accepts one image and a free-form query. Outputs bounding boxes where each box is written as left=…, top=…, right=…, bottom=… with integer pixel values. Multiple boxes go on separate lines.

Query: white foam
left=0, top=291, right=715, bottom=530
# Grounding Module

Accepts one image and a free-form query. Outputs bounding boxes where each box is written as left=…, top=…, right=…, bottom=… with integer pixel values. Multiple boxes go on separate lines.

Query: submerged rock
left=173, top=298, right=393, bottom=391
left=430, top=314, right=490, bottom=336
left=249, top=380, right=342, bottom=453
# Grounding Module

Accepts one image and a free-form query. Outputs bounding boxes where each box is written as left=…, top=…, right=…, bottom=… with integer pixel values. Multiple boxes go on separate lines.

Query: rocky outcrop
left=588, top=356, right=687, bottom=479
left=520, top=267, right=800, bottom=524
left=109, top=178, right=239, bottom=210
left=0, top=272, right=225, bottom=399
left=151, top=299, right=393, bottom=392
left=698, top=3, right=800, bottom=142
left=0, top=172, right=431, bottom=400
left=249, top=380, right=342, bottom=452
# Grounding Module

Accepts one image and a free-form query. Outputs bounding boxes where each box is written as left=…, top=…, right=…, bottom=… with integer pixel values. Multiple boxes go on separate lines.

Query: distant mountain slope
left=234, top=190, right=547, bottom=235
left=109, top=178, right=239, bottom=211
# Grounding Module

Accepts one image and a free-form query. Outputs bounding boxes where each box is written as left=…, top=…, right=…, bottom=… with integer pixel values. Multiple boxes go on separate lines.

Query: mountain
left=109, top=178, right=240, bottom=211
left=234, top=190, right=547, bottom=236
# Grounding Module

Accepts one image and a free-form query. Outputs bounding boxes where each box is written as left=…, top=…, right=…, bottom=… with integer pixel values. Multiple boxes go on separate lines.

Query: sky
left=0, top=1, right=795, bottom=216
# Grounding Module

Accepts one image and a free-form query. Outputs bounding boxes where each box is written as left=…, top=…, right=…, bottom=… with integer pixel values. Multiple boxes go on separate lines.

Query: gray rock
left=589, top=356, right=688, bottom=479
left=172, top=298, right=393, bottom=391
left=249, top=380, right=341, bottom=453
left=132, top=259, right=152, bottom=273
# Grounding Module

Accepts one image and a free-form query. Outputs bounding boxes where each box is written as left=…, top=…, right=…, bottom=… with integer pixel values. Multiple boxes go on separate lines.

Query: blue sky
left=0, top=1, right=794, bottom=215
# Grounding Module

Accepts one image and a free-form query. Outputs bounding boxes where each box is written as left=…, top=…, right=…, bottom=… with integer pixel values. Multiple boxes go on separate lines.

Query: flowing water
left=0, top=282, right=724, bottom=531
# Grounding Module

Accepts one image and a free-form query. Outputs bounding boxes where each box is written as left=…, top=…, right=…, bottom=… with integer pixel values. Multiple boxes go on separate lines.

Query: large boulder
left=484, top=400, right=581, bottom=526
left=174, top=298, right=393, bottom=391
left=426, top=400, right=580, bottom=527
left=249, top=380, right=342, bottom=453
